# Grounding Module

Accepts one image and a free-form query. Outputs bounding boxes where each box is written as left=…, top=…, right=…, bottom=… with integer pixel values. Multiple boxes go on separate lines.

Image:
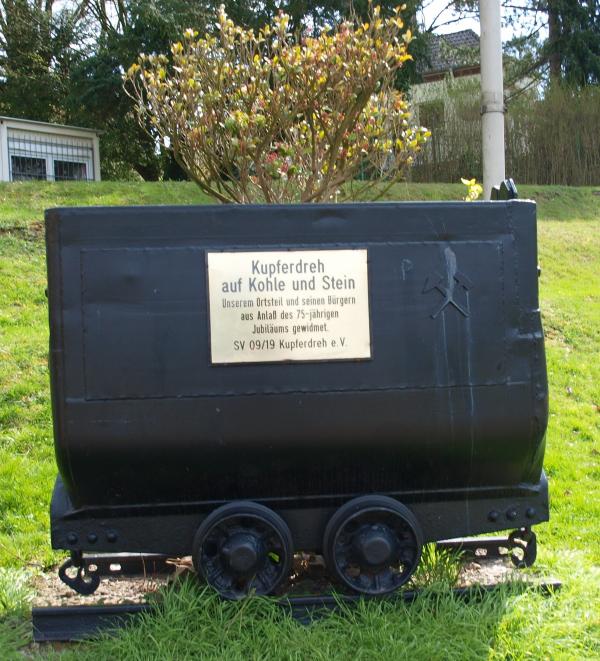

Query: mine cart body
left=46, top=201, right=548, bottom=589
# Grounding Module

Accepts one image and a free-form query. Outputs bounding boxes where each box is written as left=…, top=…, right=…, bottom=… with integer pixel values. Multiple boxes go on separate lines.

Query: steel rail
left=32, top=534, right=555, bottom=642
left=32, top=580, right=562, bottom=641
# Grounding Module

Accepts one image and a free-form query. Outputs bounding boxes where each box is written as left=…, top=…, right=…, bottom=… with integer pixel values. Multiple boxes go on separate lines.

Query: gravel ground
left=32, top=572, right=169, bottom=608
left=31, top=554, right=519, bottom=608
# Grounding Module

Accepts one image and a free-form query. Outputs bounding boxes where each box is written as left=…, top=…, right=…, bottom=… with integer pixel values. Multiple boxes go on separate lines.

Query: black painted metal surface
left=46, top=201, right=548, bottom=554
left=32, top=604, right=151, bottom=642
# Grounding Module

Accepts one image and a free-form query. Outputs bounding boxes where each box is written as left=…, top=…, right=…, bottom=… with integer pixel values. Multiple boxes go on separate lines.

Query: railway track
left=33, top=581, right=562, bottom=642
left=32, top=535, right=561, bottom=642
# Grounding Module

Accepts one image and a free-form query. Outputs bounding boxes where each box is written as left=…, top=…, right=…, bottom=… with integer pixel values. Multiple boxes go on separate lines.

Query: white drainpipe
left=479, top=0, right=505, bottom=199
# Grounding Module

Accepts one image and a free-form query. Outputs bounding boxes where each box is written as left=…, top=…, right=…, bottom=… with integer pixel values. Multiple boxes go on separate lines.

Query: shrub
left=126, top=4, right=429, bottom=203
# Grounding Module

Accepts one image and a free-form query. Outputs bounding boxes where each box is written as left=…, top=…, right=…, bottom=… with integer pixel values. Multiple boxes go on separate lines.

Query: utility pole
left=479, top=0, right=505, bottom=199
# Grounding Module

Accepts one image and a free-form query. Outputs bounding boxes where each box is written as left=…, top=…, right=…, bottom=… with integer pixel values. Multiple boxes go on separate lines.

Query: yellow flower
left=461, top=178, right=483, bottom=201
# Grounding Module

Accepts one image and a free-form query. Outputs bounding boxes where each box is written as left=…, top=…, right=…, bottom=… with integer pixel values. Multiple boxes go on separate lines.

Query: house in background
left=410, top=29, right=533, bottom=181
left=0, top=116, right=101, bottom=182
left=412, top=29, right=481, bottom=131
left=420, top=29, right=481, bottom=83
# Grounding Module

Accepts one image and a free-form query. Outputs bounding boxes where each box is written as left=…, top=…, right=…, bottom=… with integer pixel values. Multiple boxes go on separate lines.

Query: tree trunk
left=548, top=0, right=561, bottom=80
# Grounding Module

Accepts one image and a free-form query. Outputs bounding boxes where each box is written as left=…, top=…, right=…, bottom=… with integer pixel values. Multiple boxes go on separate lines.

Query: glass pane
left=10, top=156, right=47, bottom=181
left=54, top=160, right=88, bottom=181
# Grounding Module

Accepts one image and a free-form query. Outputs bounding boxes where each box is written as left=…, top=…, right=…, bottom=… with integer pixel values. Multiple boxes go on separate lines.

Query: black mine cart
left=46, top=201, right=549, bottom=599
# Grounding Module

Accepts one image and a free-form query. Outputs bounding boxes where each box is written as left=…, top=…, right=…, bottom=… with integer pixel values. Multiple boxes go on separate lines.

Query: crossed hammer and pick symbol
left=423, top=246, right=472, bottom=319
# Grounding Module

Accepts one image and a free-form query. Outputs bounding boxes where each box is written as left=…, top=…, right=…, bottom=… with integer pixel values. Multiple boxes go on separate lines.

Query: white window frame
left=9, top=154, right=49, bottom=181
left=7, top=140, right=94, bottom=182
left=51, top=156, right=94, bottom=182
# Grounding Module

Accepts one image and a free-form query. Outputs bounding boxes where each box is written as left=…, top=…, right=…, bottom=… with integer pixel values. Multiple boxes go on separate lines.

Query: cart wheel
left=323, top=495, right=423, bottom=596
left=192, top=501, right=293, bottom=600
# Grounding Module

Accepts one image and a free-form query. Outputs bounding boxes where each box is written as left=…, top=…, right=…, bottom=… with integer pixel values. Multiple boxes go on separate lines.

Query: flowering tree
left=126, top=3, right=429, bottom=203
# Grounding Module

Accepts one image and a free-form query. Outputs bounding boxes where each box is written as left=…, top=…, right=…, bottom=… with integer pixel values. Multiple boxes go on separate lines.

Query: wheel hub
left=354, top=524, right=397, bottom=567
left=220, top=532, right=263, bottom=574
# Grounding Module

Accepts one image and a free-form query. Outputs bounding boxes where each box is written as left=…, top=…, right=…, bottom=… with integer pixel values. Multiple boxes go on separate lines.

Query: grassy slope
left=0, top=182, right=598, bottom=658
left=1, top=181, right=599, bottom=230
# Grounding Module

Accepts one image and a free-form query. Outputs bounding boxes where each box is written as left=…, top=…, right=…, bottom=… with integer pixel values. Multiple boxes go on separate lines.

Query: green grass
left=0, top=182, right=599, bottom=658
left=0, top=181, right=212, bottom=230
left=0, top=569, right=32, bottom=660
left=43, top=575, right=597, bottom=661
left=1, top=181, right=598, bottom=230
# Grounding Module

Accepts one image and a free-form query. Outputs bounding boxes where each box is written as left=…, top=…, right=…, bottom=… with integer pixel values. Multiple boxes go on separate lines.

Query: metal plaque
left=207, top=249, right=371, bottom=364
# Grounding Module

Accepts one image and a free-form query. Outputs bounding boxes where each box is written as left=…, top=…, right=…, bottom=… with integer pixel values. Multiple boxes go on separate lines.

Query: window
left=54, top=160, right=88, bottom=181
left=10, top=156, right=47, bottom=181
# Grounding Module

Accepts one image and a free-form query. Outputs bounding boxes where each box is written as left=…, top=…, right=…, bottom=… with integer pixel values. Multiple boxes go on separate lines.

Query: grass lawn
left=0, top=181, right=598, bottom=659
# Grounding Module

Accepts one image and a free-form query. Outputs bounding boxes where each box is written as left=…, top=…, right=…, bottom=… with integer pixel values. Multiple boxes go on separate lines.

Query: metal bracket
left=57, top=552, right=176, bottom=595
left=438, top=528, right=537, bottom=568
left=58, top=553, right=100, bottom=596
left=491, top=178, right=518, bottom=200
left=481, top=103, right=506, bottom=114
left=508, top=527, right=537, bottom=568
